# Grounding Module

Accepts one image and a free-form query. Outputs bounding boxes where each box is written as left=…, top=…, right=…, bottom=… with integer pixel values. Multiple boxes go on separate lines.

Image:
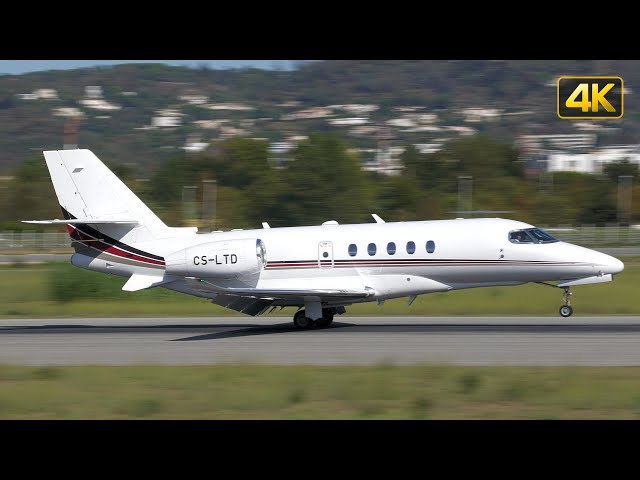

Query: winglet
left=372, top=214, right=385, bottom=223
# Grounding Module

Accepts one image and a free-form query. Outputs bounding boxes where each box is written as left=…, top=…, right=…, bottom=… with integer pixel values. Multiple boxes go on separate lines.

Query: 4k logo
left=558, top=76, right=624, bottom=119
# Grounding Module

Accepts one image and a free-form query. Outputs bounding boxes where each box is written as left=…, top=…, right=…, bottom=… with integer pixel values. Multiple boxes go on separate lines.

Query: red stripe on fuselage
left=68, top=225, right=165, bottom=266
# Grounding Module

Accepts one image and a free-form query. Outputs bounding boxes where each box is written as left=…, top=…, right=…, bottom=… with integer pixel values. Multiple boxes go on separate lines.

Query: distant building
left=524, top=144, right=640, bottom=175
left=152, top=116, right=181, bottom=128
left=281, top=107, right=333, bottom=121
left=79, top=99, right=121, bottom=111
left=33, top=89, right=58, bottom=99
left=183, top=135, right=209, bottom=153
left=179, top=94, right=208, bottom=105
left=85, top=86, right=103, bottom=98
left=17, top=89, right=59, bottom=100
left=268, top=141, right=294, bottom=168
left=204, top=103, right=254, bottom=111
left=151, top=109, right=183, bottom=128
left=52, top=107, right=84, bottom=117
left=329, top=117, right=368, bottom=126
left=461, top=107, right=503, bottom=122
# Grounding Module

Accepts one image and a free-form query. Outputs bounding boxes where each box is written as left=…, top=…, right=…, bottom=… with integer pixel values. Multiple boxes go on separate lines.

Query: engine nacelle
left=165, top=238, right=267, bottom=279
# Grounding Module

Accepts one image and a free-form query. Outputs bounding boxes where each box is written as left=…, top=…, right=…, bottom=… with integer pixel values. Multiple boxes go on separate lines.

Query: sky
left=0, top=60, right=302, bottom=75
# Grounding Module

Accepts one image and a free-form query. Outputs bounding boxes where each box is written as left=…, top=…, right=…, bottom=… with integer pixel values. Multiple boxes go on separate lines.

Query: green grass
left=2, top=262, right=639, bottom=419
left=1, top=260, right=639, bottom=318
left=1, top=364, right=640, bottom=419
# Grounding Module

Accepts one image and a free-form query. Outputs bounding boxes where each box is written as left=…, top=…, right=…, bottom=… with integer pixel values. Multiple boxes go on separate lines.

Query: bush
left=48, top=263, right=126, bottom=303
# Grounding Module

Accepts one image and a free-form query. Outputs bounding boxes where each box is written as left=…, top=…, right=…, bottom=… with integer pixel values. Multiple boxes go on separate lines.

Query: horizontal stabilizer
left=22, top=219, right=139, bottom=225
left=557, top=274, right=613, bottom=287
left=122, top=274, right=178, bottom=292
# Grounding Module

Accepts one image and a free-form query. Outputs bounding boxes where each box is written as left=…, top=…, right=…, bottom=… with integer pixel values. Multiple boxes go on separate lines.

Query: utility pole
left=618, top=175, right=633, bottom=226
left=63, top=116, right=81, bottom=149
left=458, top=175, right=473, bottom=215
left=202, top=179, right=217, bottom=231
left=182, top=185, right=197, bottom=225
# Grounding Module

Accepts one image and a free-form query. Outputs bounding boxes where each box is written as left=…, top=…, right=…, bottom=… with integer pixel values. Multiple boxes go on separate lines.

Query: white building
left=52, top=107, right=84, bottom=117
left=461, top=107, right=503, bottom=122
left=33, top=89, right=58, bottom=99
left=545, top=146, right=640, bottom=174
left=329, top=117, right=368, bottom=126
left=152, top=116, right=181, bottom=128
left=85, top=86, right=103, bottom=98
left=79, top=99, right=121, bottom=111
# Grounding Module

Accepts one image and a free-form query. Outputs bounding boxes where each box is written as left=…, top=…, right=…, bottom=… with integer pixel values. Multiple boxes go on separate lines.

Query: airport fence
left=0, top=231, right=71, bottom=250
left=1, top=226, right=639, bottom=251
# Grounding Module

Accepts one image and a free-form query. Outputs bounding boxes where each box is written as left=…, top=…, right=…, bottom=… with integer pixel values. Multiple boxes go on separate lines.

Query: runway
left=1, top=316, right=640, bottom=366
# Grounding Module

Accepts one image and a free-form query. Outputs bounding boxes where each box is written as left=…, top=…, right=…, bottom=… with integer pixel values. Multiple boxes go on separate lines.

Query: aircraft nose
left=605, top=255, right=625, bottom=275
left=594, top=250, right=624, bottom=275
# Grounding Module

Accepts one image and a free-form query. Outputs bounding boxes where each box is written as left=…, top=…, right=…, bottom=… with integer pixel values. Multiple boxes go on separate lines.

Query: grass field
left=1, top=259, right=639, bottom=318
left=2, top=262, right=640, bottom=419
left=0, top=364, right=639, bottom=419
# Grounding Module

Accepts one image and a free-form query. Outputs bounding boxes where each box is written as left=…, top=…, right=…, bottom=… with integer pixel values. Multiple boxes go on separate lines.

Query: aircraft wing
left=181, top=278, right=374, bottom=316
left=161, top=278, right=374, bottom=317
left=208, top=293, right=277, bottom=316
left=186, top=278, right=374, bottom=301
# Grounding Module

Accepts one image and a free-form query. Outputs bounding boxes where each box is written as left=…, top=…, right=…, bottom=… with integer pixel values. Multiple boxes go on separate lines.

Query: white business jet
left=24, top=149, right=624, bottom=329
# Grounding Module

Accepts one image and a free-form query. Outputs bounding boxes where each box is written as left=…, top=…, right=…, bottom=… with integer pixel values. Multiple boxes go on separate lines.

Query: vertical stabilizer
left=42, top=149, right=193, bottom=243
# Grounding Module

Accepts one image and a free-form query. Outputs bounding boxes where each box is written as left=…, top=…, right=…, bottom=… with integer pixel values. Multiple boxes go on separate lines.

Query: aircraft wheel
left=314, top=309, right=334, bottom=328
left=559, top=305, right=573, bottom=317
left=293, top=310, right=313, bottom=329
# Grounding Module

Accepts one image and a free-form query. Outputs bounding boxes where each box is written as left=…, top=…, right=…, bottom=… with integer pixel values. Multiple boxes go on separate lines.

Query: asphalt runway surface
left=1, top=316, right=640, bottom=366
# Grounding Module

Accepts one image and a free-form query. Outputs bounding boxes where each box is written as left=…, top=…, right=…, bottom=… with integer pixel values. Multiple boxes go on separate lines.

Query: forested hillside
left=1, top=60, right=638, bottom=229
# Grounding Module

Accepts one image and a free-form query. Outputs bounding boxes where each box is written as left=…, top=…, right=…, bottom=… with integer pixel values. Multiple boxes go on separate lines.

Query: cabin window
left=368, top=243, right=377, bottom=256
left=348, top=244, right=357, bottom=257
left=426, top=240, right=435, bottom=253
left=406, top=241, right=416, bottom=254
left=322, top=251, right=329, bottom=258
left=387, top=242, right=396, bottom=255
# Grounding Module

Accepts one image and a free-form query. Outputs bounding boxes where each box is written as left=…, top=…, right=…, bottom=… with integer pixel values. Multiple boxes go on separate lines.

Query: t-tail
left=22, top=149, right=196, bottom=280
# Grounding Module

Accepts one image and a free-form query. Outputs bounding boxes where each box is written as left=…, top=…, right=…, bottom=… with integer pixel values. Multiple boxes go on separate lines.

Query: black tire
left=293, top=310, right=313, bottom=329
left=559, top=305, right=573, bottom=317
left=314, top=309, right=334, bottom=328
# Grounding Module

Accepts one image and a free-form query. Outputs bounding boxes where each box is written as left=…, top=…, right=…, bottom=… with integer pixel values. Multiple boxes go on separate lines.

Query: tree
left=5, top=155, right=59, bottom=223
left=603, top=159, right=639, bottom=182
left=277, top=133, right=375, bottom=226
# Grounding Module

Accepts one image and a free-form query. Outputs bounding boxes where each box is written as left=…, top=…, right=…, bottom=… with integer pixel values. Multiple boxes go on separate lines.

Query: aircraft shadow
left=179, top=322, right=640, bottom=341
left=172, top=322, right=353, bottom=341
left=0, top=323, right=265, bottom=334
left=2, top=322, right=640, bottom=341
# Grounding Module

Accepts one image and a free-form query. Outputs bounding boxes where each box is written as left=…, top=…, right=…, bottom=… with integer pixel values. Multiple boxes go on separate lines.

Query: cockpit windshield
left=509, top=228, right=559, bottom=244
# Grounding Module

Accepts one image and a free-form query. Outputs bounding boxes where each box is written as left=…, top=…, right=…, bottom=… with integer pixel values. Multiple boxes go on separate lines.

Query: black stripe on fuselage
left=265, top=259, right=584, bottom=268
left=61, top=206, right=164, bottom=262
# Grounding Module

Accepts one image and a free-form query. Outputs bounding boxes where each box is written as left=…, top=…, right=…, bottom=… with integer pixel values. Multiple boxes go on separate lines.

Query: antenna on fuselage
left=371, top=214, right=385, bottom=223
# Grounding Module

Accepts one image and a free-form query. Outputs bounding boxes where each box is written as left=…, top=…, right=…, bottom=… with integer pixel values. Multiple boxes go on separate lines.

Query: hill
left=0, top=60, right=638, bottom=173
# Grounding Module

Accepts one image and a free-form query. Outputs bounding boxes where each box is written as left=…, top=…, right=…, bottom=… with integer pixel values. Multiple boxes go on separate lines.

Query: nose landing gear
left=559, top=287, right=573, bottom=317
left=536, top=282, right=574, bottom=317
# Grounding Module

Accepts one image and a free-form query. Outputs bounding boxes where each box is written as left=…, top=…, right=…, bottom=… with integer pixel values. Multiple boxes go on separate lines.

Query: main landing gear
left=536, top=282, right=573, bottom=317
left=293, top=308, right=341, bottom=330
